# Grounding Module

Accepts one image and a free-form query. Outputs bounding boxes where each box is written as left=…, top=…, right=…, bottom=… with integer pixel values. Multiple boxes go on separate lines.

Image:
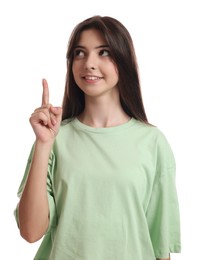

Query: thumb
left=51, top=106, right=63, bottom=119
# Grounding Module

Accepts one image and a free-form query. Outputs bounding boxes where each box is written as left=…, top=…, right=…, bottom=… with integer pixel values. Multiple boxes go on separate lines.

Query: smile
left=83, top=76, right=103, bottom=80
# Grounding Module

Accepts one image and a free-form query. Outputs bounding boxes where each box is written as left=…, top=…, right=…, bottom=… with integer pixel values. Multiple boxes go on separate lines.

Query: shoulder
left=149, top=125, right=176, bottom=171
left=134, top=120, right=175, bottom=166
left=133, top=119, right=167, bottom=144
left=58, top=118, right=75, bottom=133
left=52, top=118, right=75, bottom=148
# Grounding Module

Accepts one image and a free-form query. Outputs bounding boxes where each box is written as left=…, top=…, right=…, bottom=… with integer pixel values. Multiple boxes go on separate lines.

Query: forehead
left=77, top=29, right=107, bottom=46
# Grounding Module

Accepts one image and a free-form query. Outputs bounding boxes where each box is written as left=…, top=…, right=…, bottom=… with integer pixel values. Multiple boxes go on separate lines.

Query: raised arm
left=18, top=79, right=62, bottom=243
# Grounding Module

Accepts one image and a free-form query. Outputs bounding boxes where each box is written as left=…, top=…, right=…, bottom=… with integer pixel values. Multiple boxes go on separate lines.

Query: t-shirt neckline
left=72, top=117, right=136, bottom=134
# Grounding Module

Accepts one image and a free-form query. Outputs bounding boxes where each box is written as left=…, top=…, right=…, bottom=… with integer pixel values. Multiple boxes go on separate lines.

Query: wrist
left=34, top=139, right=54, bottom=150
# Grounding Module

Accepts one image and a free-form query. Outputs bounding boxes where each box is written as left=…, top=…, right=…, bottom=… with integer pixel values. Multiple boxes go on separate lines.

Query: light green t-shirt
left=15, top=118, right=181, bottom=260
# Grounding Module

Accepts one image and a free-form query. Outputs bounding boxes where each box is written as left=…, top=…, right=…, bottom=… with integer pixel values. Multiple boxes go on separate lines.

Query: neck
left=78, top=92, right=131, bottom=128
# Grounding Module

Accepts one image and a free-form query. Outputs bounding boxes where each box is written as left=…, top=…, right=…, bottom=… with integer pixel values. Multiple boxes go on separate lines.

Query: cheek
left=107, top=62, right=119, bottom=78
left=72, top=59, right=81, bottom=71
left=72, top=63, right=82, bottom=86
left=113, top=64, right=119, bottom=76
left=72, top=64, right=81, bottom=83
left=72, top=62, right=77, bottom=76
left=110, top=66, right=119, bottom=82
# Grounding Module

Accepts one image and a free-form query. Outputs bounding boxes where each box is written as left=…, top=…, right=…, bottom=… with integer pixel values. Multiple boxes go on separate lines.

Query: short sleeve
left=14, top=144, right=57, bottom=233
left=146, top=133, right=181, bottom=258
left=46, top=151, right=57, bottom=232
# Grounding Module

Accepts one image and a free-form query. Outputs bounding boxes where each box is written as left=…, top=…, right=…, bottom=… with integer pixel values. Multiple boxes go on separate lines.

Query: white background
left=0, top=0, right=200, bottom=259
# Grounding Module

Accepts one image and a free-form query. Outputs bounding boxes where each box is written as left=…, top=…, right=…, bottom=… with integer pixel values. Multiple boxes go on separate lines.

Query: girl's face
left=72, top=29, right=119, bottom=98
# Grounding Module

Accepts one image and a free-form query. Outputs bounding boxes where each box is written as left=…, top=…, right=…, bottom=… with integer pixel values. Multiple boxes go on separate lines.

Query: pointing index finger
left=42, top=78, right=49, bottom=106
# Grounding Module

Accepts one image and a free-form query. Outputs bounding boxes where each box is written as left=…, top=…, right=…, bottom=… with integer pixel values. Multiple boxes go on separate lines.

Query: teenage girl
left=15, top=15, right=181, bottom=260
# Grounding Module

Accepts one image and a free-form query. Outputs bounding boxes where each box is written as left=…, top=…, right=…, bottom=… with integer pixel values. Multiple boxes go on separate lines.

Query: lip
left=81, top=75, right=104, bottom=84
left=81, top=75, right=103, bottom=80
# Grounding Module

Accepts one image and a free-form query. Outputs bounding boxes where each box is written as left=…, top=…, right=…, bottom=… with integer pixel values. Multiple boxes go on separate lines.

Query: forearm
left=18, top=140, right=53, bottom=242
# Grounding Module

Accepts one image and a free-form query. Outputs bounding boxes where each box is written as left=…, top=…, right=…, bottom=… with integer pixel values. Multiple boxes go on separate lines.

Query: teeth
left=85, top=76, right=101, bottom=80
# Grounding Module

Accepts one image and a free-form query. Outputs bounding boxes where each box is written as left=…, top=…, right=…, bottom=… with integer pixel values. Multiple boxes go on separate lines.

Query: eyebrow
left=75, top=44, right=110, bottom=49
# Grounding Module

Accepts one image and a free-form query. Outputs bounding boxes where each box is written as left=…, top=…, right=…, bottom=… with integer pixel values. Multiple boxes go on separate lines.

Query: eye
left=74, top=49, right=85, bottom=58
left=99, top=49, right=110, bottom=57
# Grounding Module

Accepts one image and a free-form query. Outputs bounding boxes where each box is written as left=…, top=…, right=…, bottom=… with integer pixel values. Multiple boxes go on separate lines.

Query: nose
left=84, top=53, right=97, bottom=70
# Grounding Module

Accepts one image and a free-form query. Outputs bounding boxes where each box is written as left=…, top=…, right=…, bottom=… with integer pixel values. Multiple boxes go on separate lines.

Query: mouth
left=82, top=75, right=103, bottom=80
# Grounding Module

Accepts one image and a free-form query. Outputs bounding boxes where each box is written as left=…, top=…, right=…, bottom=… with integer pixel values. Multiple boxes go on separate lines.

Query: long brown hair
left=62, top=15, right=148, bottom=123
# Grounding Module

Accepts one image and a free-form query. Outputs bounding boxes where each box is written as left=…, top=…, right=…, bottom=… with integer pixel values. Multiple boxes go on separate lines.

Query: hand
left=29, top=79, right=62, bottom=143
